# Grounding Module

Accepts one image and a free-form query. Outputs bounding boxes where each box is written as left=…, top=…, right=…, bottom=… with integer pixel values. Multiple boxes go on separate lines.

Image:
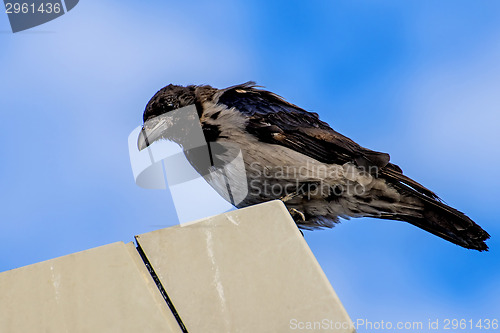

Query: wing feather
left=218, top=83, right=389, bottom=168
left=217, top=82, right=439, bottom=200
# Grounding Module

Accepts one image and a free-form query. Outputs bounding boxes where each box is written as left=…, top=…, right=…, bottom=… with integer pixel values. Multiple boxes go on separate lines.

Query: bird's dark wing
left=217, top=82, right=440, bottom=200
left=217, top=82, right=391, bottom=169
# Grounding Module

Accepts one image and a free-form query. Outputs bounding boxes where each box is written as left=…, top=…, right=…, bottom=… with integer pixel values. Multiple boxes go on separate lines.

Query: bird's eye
left=157, top=96, right=177, bottom=111
left=165, top=97, right=176, bottom=107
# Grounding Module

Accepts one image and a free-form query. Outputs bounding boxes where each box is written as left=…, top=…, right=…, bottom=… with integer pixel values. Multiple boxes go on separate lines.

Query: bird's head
left=142, top=84, right=197, bottom=123
left=137, top=84, right=198, bottom=151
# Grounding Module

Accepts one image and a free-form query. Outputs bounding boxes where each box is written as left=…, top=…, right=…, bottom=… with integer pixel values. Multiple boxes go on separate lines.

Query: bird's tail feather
left=380, top=198, right=490, bottom=251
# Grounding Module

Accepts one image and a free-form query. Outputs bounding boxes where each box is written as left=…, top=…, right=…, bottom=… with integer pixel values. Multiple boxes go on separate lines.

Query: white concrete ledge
left=0, top=242, right=182, bottom=332
left=0, top=200, right=353, bottom=333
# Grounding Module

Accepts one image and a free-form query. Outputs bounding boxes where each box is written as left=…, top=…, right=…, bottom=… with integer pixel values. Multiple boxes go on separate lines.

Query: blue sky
left=1, top=1, right=499, bottom=331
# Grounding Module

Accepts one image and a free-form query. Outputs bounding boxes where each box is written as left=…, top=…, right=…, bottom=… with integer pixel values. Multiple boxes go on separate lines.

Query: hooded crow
left=138, top=82, right=490, bottom=251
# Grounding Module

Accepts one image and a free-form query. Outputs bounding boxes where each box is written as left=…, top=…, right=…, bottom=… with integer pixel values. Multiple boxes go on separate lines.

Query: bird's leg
left=280, top=182, right=317, bottom=203
left=280, top=191, right=300, bottom=203
left=289, top=209, right=307, bottom=237
left=288, top=208, right=306, bottom=222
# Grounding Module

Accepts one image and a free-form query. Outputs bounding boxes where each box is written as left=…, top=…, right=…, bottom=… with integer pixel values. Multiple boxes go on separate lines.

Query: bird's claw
left=288, top=208, right=306, bottom=222
left=280, top=191, right=299, bottom=203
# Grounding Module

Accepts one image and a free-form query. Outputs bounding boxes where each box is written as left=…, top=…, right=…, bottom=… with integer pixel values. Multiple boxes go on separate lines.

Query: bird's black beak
left=137, top=114, right=173, bottom=151
left=137, top=127, right=150, bottom=151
